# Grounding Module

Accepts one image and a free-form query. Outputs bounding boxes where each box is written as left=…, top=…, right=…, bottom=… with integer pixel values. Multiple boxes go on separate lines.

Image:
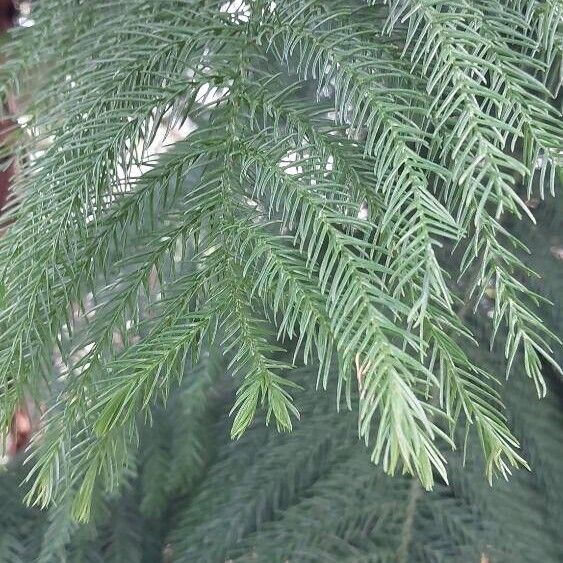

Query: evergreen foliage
left=0, top=0, right=561, bottom=558
left=1, top=320, right=563, bottom=561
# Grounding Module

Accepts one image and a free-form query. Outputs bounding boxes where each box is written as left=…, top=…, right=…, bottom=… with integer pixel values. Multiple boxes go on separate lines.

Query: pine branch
left=0, top=0, right=560, bottom=514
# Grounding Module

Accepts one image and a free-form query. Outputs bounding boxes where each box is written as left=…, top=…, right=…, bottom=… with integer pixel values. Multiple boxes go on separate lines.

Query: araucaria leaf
left=0, top=0, right=560, bottom=521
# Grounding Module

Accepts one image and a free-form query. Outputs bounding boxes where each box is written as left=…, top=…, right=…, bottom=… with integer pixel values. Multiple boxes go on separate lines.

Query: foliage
left=1, top=338, right=563, bottom=562
left=0, top=0, right=561, bottom=536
